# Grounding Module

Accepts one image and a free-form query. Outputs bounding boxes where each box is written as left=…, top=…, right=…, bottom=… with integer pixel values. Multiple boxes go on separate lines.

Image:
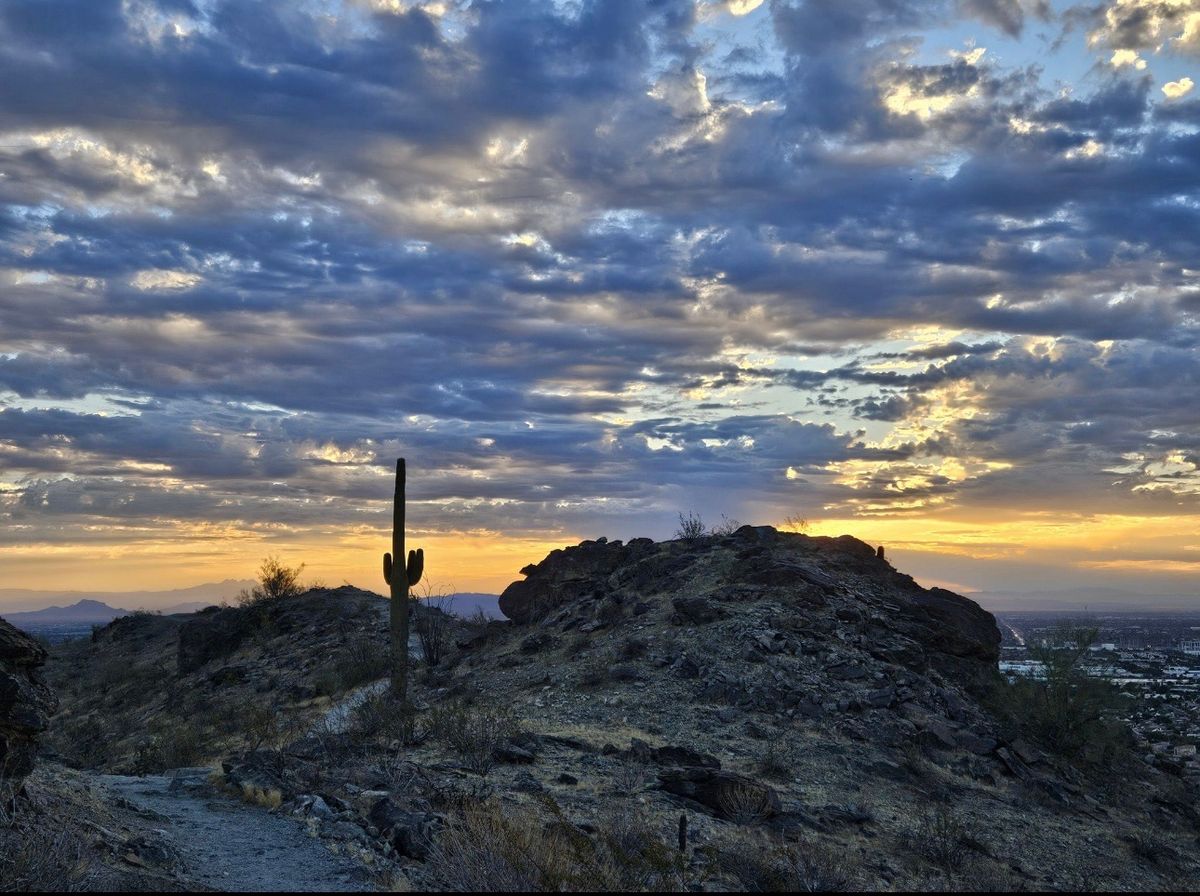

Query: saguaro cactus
left=383, top=458, right=424, bottom=701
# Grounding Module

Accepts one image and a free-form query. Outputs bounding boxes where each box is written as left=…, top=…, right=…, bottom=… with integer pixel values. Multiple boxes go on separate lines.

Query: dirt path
left=98, top=769, right=372, bottom=892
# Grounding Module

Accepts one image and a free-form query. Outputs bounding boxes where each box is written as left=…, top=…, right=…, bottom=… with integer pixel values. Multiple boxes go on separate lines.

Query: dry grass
left=714, top=832, right=856, bottom=892
left=425, top=797, right=690, bottom=892
left=718, top=781, right=776, bottom=826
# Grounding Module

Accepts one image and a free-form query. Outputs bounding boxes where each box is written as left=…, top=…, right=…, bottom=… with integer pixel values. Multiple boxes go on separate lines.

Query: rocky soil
left=22, top=527, right=1200, bottom=890
left=0, top=617, right=56, bottom=789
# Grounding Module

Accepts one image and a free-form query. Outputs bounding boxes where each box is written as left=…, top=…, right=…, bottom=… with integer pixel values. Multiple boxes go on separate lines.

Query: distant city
left=998, top=611, right=1200, bottom=780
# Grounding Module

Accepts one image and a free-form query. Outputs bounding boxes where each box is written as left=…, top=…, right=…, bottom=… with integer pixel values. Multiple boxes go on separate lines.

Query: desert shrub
left=240, top=703, right=282, bottom=752
left=781, top=514, right=809, bottom=534
left=425, top=797, right=689, bottom=892
left=50, top=716, right=111, bottom=768
left=578, top=657, right=610, bottom=688
left=413, top=594, right=453, bottom=668
left=429, top=701, right=519, bottom=776
left=351, top=692, right=429, bottom=746
left=466, top=608, right=495, bottom=644
left=715, top=833, right=854, bottom=892
left=610, top=759, right=651, bottom=794
left=566, top=632, right=592, bottom=656
left=237, top=555, right=306, bottom=607
left=718, top=781, right=776, bottom=826
left=312, top=666, right=343, bottom=697
left=336, top=637, right=389, bottom=691
left=910, top=805, right=971, bottom=874
left=608, top=663, right=643, bottom=682
left=710, top=514, right=742, bottom=536
left=135, top=718, right=207, bottom=772
left=1127, top=831, right=1175, bottom=866
left=756, top=737, right=792, bottom=781
left=674, top=511, right=706, bottom=540
left=993, top=621, right=1131, bottom=763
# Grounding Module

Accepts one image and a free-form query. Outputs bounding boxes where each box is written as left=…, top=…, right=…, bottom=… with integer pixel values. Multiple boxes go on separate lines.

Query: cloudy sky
left=1, top=0, right=1198, bottom=604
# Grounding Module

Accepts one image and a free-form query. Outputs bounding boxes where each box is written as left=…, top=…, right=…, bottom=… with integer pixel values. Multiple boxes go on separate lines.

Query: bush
left=674, top=512, right=706, bottom=540
left=718, top=781, right=776, bottom=826
left=425, top=797, right=689, bottom=892
left=0, top=808, right=111, bottom=892
left=716, top=833, right=854, bottom=892
left=710, top=514, right=742, bottom=536
left=756, top=737, right=792, bottom=781
left=413, top=589, right=453, bottom=668
left=910, top=805, right=971, bottom=874
left=237, top=556, right=306, bottom=607
left=336, top=638, right=389, bottom=691
left=781, top=514, right=809, bottom=534
left=351, top=693, right=429, bottom=746
left=429, top=701, right=519, bottom=776
left=993, top=621, right=1131, bottom=763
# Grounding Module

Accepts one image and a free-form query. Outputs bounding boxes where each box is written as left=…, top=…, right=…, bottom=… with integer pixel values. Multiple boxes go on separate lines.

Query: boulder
left=498, top=539, right=656, bottom=623
left=368, top=797, right=441, bottom=859
left=0, top=618, right=57, bottom=791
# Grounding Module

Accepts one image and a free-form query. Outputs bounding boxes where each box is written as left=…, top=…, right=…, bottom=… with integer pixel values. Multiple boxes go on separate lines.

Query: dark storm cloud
left=0, top=0, right=1197, bottom=549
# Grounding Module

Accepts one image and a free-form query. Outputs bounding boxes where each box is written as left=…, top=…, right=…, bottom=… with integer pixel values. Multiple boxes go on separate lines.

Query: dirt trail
left=99, top=769, right=372, bottom=892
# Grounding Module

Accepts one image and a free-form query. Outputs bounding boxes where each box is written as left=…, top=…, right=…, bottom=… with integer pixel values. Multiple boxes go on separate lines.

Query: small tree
left=782, top=514, right=809, bottom=533
left=1004, top=619, right=1129, bottom=761
left=237, top=556, right=305, bottom=606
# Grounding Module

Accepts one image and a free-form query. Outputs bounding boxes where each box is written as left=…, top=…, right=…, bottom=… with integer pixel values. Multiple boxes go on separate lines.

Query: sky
left=1, top=0, right=1199, bottom=606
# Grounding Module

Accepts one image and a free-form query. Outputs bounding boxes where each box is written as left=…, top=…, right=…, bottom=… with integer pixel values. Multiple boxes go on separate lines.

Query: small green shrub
left=236, top=556, right=306, bottom=607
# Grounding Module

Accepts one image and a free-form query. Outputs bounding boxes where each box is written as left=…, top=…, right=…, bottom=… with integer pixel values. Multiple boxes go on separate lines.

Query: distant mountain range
left=0, top=584, right=505, bottom=631
left=436, top=592, right=504, bottom=620
left=1, top=597, right=213, bottom=627
left=0, top=580, right=254, bottom=616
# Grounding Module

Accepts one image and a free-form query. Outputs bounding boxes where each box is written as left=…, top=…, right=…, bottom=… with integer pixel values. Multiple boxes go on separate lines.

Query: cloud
left=0, top=0, right=1197, bottom=592
left=1163, top=75, right=1196, bottom=97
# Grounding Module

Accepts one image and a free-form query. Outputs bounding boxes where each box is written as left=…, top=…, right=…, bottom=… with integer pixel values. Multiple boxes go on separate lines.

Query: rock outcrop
left=0, top=618, right=57, bottom=789
left=499, top=526, right=1000, bottom=689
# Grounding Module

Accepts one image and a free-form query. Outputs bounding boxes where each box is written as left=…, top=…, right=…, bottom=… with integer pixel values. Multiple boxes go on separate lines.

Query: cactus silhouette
left=383, top=458, right=423, bottom=701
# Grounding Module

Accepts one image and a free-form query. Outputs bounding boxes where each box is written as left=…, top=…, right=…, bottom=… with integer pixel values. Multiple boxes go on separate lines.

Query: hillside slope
left=42, top=528, right=1200, bottom=890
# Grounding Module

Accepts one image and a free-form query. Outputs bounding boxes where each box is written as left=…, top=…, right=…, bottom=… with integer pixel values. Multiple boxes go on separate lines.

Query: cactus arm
left=383, top=551, right=393, bottom=585
left=406, top=548, right=424, bottom=587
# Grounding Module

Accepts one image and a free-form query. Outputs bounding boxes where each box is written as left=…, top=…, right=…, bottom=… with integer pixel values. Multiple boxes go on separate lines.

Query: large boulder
left=498, top=538, right=656, bottom=623
left=0, top=618, right=57, bottom=790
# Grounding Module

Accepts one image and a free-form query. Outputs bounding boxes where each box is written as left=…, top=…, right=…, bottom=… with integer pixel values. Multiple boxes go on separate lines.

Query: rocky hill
left=29, top=528, right=1200, bottom=890
left=42, top=586, right=439, bottom=773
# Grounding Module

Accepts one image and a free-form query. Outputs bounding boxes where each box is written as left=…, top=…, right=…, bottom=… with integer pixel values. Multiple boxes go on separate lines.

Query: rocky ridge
left=36, top=528, right=1200, bottom=890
